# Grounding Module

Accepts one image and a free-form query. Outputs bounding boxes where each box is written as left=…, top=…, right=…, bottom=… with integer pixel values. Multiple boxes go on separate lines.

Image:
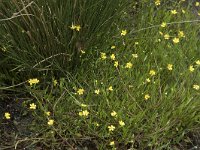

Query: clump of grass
left=1, top=0, right=200, bottom=149
left=0, top=0, right=128, bottom=80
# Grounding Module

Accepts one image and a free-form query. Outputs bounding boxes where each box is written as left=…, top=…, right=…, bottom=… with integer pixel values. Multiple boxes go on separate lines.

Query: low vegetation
left=0, top=0, right=200, bottom=149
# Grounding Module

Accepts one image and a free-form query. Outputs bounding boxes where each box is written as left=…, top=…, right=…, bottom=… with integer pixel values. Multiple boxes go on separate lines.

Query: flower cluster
left=70, top=23, right=81, bottom=31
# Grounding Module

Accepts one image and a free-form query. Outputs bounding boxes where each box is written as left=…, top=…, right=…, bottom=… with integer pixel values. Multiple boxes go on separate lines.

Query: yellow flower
left=132, top=54, right=138, bottom=58
left=125, top=62, right=133, bottom=69
left=182, top=9, right=186, bottom=14
left=70, top=24, right=81, bottom=31
left=193, top=84, right=199, bottom=90
left=109, top=141, right=115, bottom=146
left=82, top=110, right=89, bottom=116
left=111, top=111, right=117, bottom=117
left=108, top=125, right=115, bottom=132
left=157, top=38, right=161, bottom=42
left=94, top=89, right=100, bottom=95
left=70, top=24, right=76, bottom=30
left=189, top=65, right=195, bottom=72
left=161, top=22, right=167, bottom=28
left=100, top=52, right=107, bottom=60
left=5, top=112, right=11, bottom=119
left=94, top=122, right=99, bottom=127
left=77, top=88, right=84, bottom=95
left=110, top=54, right=115, bottom=60
left=178, top=31, right=185, bottom=38
left=145, top=94, right=150, bottom=100
left=28, top=78, right=39, bottom=86
left=195, top=60, right=200, bottom=65
left=196, top=2, right=200, bottom=6
left=171, top=10, right=178, bottom=14
left=81, top=104, right=87, bottom=107
left=78, top=111, right=83, bottom=116
left=111, top=46, right=116, bottom=49
left=119, top=120, right=125, bottom=126
left=108, top=86, right=113, bottom=91
left=79, top=110, right=89, bottom=117
left=173, top=37, right=179, bottom=44
left=164, top=34, right=170, bottom=40
left=135, top=42, right=139, bottom=45
left=159, top=31, right=163, bottom=35
left=167, top=64, right=173, bottom=71
left=155, top=0, right=160, bottom=6
left=81, top=50, right=85, bottom=54
left=75, top=25, right=81, bottom=31
left=114, top=61, right=119, bottom=67
left=53, top=79, right=58, bottom=86
left=48, top=119, right=54, bottom=126
left=46, top=111, right=50, bottom=116
left=146, top=78, right=151, bottom=83
left=121, top=30, right=127, bottom=36
left=149, top=70, right=156, bottom=76
left=30, top=103, right=36, bottom=110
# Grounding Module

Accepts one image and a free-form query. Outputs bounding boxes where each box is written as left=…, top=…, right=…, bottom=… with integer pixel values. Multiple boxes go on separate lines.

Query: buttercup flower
left=189, top=65, right=194, bottom=72
left=81, top=50, right=85, bottom=54
left=81, top=104, right=87, bottom=107
left=114, top=61, right=119, bottom=67
left=100, top=52, right=107, bottom=60
left=46, top=111, right=50, bottom=116
left=173, top=37, right=179, bottom=44
left=119, top=120, right=125, bottom=126
left=121, top=30, right=127, bottom=36
left=28, top=78, right=39, bottom=86
left=70, top=24, right=76, bottom=30
left=82, top=110, right=89, bottom=116
left=195, top=60, right=200, bottom=65
left=146, top=78, right=151, bottom=83
left=77, top=88, right=84, bottom=95
left=145, top=94, right=150, bottom=100
left=108, top=86, right=113, bottom=91
left=155, top=0, right=160, bottom=6
left=178, top=31, right=185, bottom=38
left=125, top=62, right=133, bottom=69
left=135, top=42, right=139, bottom=45
left=164, top=34, right=170, bottom=40
left=196, top=2, right=200, bottom=6
left=110, top=54, right=116, bottom=60
left=111, top=111, right=117, bottom=117
left=5, top=112, right=11, bottom=119
left=48, top=119, right=54, bottom=126
left=193, top=85, right=199, bottom=90
left=30, top=103, right=36, bottom=110
left=132, top=54, right=138, bottom=58
left=94, top=89, right=100, bottom=95
left=110, top=141, right=115, bottom=146
left=111, top=46, right=116, bottom=49
left=94, top=122, right=99, bottom=127
left=70, top=23, right=81, bottom=31
left=182, top=9, right=186, bottom=14
left=161, top=22, right=167, bottom=28
left=171, top=10, right=178, bottom=14
left=75, top=25, right=81, bottom=31
left=167, top=64, right=173, bottom=70
left=108, top=125, right=115, bottom=132
left=79, top=110, right=89, bottom=117
left=149, top=70, right=156, bottom=76
left=53, top=79, right=58, bottom=86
